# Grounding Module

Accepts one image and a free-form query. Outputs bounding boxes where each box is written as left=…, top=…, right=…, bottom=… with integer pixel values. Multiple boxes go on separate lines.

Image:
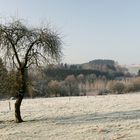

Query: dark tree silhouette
left=0, top=20, right=62, bottom=123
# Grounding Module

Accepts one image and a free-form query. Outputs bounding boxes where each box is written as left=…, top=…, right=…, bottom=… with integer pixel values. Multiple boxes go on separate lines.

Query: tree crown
left=0, top=20, right=62, bottom=69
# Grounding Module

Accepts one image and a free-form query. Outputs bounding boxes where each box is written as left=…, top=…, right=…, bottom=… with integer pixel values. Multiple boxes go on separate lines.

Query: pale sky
left=0, top=0, right=140, bottom=65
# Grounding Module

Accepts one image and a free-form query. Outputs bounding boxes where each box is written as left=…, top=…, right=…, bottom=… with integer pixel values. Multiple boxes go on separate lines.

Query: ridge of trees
left=44, top=60, right=130, bottom=81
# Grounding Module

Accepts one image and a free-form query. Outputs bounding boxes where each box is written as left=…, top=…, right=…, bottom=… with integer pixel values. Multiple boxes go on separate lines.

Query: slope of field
left=126, top=65, right=140, bottom=74
left=0, top=93, right=140, bottom=140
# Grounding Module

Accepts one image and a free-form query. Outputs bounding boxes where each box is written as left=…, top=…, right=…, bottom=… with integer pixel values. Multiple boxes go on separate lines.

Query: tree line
left=0, top=58, right=133, bottom=99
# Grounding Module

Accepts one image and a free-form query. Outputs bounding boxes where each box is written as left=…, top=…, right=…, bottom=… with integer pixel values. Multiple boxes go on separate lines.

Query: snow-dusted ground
left=0, top=93, right=140, bottom=140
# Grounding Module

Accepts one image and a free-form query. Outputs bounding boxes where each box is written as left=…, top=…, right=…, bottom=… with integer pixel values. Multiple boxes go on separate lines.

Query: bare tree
left=0, top=20, right=62, bottom=123
left=65, top=75, right=79, bottom=96
left=48, top=80, right=61, bottom=97
left=77, top=74, right=86, bottom=95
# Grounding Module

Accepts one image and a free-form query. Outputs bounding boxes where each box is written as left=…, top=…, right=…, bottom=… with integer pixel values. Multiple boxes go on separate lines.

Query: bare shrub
left=125, top=77, right=140, bottom=93
left=107, top=81, right=125, bottom=94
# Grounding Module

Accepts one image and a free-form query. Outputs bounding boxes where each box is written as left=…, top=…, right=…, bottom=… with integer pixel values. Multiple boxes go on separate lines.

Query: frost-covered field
left=0, top=93, right=140, bottom=140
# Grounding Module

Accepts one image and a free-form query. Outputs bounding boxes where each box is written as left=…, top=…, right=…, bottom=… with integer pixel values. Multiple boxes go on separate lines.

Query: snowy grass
left=0, top=93, right=140, bottom=140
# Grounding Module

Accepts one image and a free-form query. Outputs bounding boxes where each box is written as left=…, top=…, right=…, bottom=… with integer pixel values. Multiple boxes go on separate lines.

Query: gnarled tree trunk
left=15, top=67, right=27, bottom=123
left=15, top=92, right=23, bottom=123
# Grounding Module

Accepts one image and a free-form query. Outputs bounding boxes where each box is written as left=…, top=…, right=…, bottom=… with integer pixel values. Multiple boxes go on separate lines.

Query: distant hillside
left=81, top=59, right=115, bottom=70
left=45, top=59, right=129, bottom=81
left=89, top=59, right=115, bottom=65
left=81, top=59, right=128, bottom=74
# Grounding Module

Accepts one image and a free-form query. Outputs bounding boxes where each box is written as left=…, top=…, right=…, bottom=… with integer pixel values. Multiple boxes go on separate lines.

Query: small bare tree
left=65, top=75, right=79, bottom=96
left=0, top=20, right=62, bottom=123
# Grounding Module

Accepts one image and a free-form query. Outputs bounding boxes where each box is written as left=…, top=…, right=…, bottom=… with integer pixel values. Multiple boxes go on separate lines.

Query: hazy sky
left=0, top=0, right=140, bottom=65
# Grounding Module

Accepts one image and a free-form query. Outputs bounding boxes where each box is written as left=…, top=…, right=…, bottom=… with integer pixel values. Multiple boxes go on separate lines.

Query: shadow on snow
left=26, top=109, right=140, bottom=125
